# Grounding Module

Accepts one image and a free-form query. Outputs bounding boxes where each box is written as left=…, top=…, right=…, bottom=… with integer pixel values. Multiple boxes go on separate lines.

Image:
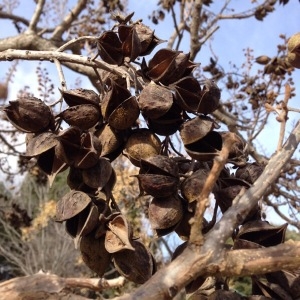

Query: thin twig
left=56, top=36, right=98, bottom=52
left=189, top=132, right=238, bottom=245
left=53, top=58, right=67, bottom=91
left=277, top=83, right=291, bottom=152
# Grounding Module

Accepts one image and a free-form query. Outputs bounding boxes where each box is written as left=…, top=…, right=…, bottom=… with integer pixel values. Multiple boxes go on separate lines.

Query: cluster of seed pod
left=3, top=13, right=257, bottom=284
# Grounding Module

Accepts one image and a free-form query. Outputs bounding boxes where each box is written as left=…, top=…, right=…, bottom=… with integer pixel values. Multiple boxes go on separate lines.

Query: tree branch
left=51, top=0, right=88, bottom=41
left=0, top=48, right=131, bottom=86
left=220, top=241, right=300, bottom=277
left=0, top=272, right=125, bottom=299
left=27, top=0, right=46, bottom=33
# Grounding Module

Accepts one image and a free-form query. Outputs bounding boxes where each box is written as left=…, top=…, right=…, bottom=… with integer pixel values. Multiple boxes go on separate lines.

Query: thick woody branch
left=51, top=0, right=88, bottom=41
left=0, top=272, right=125, bottom=299
left=0, top=48, right=131, bottom=85
left=189, top=0, right=202, bottom=60
left=220, top=241, right=300, bottom=277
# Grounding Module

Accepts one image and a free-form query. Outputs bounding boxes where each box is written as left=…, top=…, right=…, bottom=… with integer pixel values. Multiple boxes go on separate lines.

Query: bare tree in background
left=1, top=0, right=300, bottom=299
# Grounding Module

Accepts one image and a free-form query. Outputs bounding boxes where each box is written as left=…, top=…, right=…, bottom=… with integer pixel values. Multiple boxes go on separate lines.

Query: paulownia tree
left=0, top=0, right=300, bottom=299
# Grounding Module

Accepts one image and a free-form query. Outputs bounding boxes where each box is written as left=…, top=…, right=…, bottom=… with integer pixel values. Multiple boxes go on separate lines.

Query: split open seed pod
left=101, top=79, right=132, bottom=123
left=95, top=124, right=126, bottom=161
left=180, top=116, right=222, bottom=161
left=138, top=82, right=173, bottom=119
left=82, top=158, right=113, bottom=190
left=120, top=25, right=142, bottom=62
left=141, top=154, right=178, bottom=176
left=215, top=177, right=250, bottom=213
left=181, top=168, right=211, bottom=203
left=108, top=95, right=139, bottom=130
left=25, top=132, right=58, bottom=158
left=67, top=203, right=100, bottom=248
left=97, top=31, right=123, bottom=65
left=148, top=195, right=183, bottom=230
left=135, top=174, right=178, bottom=197
left=105, top=214, right=134, bottom=253
left=124, top=129, right=161, bottom=167
left=197, top=80, right=221, bottom=114
left=185, top=131, right=222, bottom=161
left=80, top=231, right=111, bottom=277
left=180, top=116, right=215, bottom=145
left=56, top=190, right=92, bottom=222
left=234, top=220, right=288, bottom=248
left=146, top=102, right=183, bottom=136
left=172, top=76, right=202, bottom=113
left=113, top=239, right=156, bottom=284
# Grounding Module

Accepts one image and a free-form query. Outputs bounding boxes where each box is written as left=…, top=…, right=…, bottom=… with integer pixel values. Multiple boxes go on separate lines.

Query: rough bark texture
left=0, top=272, right=125, bottom=300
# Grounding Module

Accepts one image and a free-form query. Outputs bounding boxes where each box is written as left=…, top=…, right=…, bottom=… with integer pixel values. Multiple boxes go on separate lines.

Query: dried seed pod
left=172, top=76, right=202, bottom=113
left=67, top=167, right=84, bottom=190
left=135, top=174, right=178, bottom=197
left=255, top=55, right=271, bottom=65
left=235, top=162, right=264, bottom=184
left=56, top=190, right=92, bottom=222
left=59, top=104, right=101, bottom=130
left=197, top=80, right=220, bottom=114
left=101, top=79, right=132, bottom=124
left=148, top=195, right=183, bottom=230
left=134, top=23, right=164, bottom=56
left=181, top=168, right=211, bottom=203
left=146, top=48, right=180, bottom=84
left=234, top=220, right=288, bottom=248
left=113, top=239, right=155, bottom=284
left=121, top=26, right=142, bottom=62
left=72, top=132, right=102, bottom=169
left=108, top=96, right=139, bottom=130
left=80, top=231, right=111, bottom=277
left=287, top=32, right=300, bottom=69
left=4, top=97, right=55, bottom=133
left=140, top=154, right=179, bottom=177
left=25, top=132, right=58, bottom=157
left=215, top=177, right=250, bottom=213
left=97, top=31, right=123, bottom=65
left=37, top=145, right=68, bottom=185
left=60, top=88, right=100, bottom=107
left=96, top=125, right=127, bottom=162
left=180, top=116, right=215, bottom=146
left=105, top=214, right=134, bottom=253
left=67, top=203, right=100, bottom=248
left=146, top=102, right=183, bottom=136
left=82, top=158, right=113, bottom=190
left=138, top=82, right=173, bottom=119
left=184, top=131, right=223, bottom=161
left=124, top=129, right=161, bottom=167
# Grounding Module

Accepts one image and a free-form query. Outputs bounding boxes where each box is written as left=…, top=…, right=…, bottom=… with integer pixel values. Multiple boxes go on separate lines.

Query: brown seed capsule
left=287, top=33, right=300, bottom=69
left=60, top=88, right=100, bottom=107
left=4, top=97, right=55, bottom=133
left=148, top=195, right=183, bottom=230
left=113, top=239, right=155, bottom=284
left=60, top=104, right=101, bottom=130
left=124, top=129, right=161, bottom=167
left=136, top=174, right=178, bottom=197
